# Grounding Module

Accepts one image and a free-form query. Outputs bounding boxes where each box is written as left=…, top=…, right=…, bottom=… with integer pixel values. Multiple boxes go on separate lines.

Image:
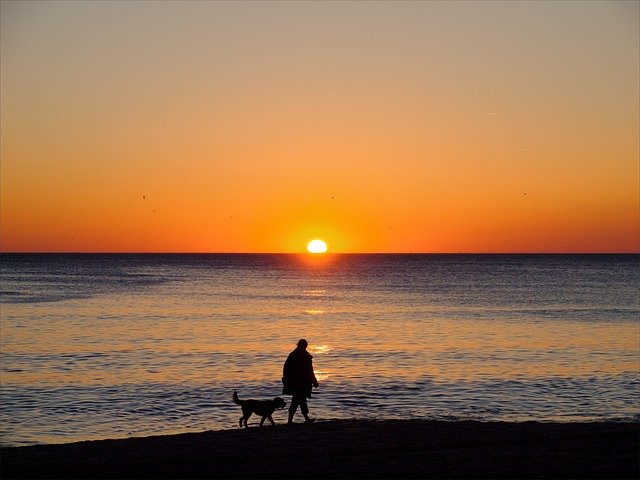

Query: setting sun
left=307, top=239, right=328, bottom=254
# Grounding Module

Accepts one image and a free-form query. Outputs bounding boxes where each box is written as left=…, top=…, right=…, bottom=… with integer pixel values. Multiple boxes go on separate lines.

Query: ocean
left=1, top=253, right=638, bottom=446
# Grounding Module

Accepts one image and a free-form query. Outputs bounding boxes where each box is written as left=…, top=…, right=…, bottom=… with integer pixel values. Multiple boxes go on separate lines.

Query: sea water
left=1, top=254, right=638, bottom=446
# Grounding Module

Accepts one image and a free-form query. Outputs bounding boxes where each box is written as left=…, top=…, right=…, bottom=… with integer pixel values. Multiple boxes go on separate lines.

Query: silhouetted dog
left=232, top=390, right=287, bottom=427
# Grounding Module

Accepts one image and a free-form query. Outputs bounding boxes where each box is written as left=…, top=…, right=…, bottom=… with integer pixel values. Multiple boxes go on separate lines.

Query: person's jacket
left=282, top=347, right=317, bottom=397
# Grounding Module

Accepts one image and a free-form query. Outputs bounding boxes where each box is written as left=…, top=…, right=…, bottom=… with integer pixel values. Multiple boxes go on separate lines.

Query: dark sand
left=1, top=420, right=638, bottom=479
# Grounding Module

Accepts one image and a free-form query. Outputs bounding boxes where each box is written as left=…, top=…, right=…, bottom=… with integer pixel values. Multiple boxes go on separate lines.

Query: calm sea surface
left=1, top=254, right=638, bottom=446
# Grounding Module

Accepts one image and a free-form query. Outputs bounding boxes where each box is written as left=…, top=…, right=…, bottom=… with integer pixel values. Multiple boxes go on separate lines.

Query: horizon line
left=1, top=251, right=638, bottom=255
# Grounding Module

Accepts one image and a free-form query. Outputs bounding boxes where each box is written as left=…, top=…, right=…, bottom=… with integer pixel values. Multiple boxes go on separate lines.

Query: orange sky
left=1, top=1, right=638, bottom=253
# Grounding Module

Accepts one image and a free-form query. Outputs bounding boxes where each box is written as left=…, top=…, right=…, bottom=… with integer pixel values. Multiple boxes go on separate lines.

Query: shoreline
left=1, top=419, right=638, bottom=479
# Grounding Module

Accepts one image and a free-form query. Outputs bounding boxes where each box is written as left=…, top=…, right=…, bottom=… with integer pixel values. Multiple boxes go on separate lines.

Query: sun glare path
left=307, top=239, right=328, bottom=254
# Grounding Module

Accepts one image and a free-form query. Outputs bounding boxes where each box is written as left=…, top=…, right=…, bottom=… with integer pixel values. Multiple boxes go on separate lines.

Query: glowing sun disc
left=307, top=239, right=328, bottom=254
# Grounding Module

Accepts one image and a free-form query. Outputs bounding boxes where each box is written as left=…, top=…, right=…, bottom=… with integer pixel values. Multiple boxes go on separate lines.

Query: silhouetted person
left=282, top=339, right=319, bottom=424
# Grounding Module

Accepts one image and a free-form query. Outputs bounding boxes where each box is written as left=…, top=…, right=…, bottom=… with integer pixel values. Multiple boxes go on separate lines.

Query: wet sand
left=1, top=419, right=638, bottom=479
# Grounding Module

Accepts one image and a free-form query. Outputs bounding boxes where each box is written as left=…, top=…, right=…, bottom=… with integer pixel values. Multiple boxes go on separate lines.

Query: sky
left=1, top=0, right=638, bottom=253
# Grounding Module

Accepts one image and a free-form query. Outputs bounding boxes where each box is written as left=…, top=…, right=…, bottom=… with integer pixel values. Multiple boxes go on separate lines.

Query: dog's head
left=273, top=397, right=287, bottom=409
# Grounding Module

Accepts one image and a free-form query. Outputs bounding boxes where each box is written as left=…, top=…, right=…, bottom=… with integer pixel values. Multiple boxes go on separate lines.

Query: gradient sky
left=1, top=0, right=638, bottom=253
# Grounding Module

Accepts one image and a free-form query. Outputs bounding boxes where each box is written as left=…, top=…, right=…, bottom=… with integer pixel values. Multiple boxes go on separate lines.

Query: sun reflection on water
left=311, top=344, right=332, bottom=355
left=303, top=289, right=326, bottom=297
left=310, top=345, right=333, bottom=381
left=314, top=370, right=332, bottom=381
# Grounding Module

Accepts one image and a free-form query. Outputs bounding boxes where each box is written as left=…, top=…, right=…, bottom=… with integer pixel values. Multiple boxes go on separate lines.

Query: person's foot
left=304, top=417, right=316, bottom=424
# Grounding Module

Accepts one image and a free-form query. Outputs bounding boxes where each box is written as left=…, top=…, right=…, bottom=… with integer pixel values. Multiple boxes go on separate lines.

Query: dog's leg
left=239, top=416, right=244, bottom=428
left=259, top=416, right=266, bottom=427
left=240, top=406, right=252, bottom=428
left=267, top=415, right=275, bottom=426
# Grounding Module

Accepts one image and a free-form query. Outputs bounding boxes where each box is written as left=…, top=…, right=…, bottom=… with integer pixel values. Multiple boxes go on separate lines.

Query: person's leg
left=288, top=395, right=300, bottom=424
left=299, top=396, right=309, bottom=417
left=299, top=396, right=314, bottom=422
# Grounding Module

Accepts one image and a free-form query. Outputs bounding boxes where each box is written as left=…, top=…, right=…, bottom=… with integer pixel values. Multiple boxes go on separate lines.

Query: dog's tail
left=232, top=390, right=241, bottom=405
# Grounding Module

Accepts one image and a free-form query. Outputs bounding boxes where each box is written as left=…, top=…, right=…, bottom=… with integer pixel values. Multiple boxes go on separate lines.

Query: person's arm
left=282, top=355, right=291, bottom=385
left=310, top=360, right=319, bottom=388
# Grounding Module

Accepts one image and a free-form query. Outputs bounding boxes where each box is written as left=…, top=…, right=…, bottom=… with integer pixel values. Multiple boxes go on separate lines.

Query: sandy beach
left=1, top=419, right=638, bottom=479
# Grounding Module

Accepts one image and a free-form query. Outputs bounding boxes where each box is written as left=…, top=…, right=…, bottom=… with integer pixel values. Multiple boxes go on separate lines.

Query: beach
left=1, top=419, right=638, bottom=479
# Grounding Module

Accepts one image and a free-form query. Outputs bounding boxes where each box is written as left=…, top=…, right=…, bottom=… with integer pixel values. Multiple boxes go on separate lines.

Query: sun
left=306, top=239, right=328, bottom=254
